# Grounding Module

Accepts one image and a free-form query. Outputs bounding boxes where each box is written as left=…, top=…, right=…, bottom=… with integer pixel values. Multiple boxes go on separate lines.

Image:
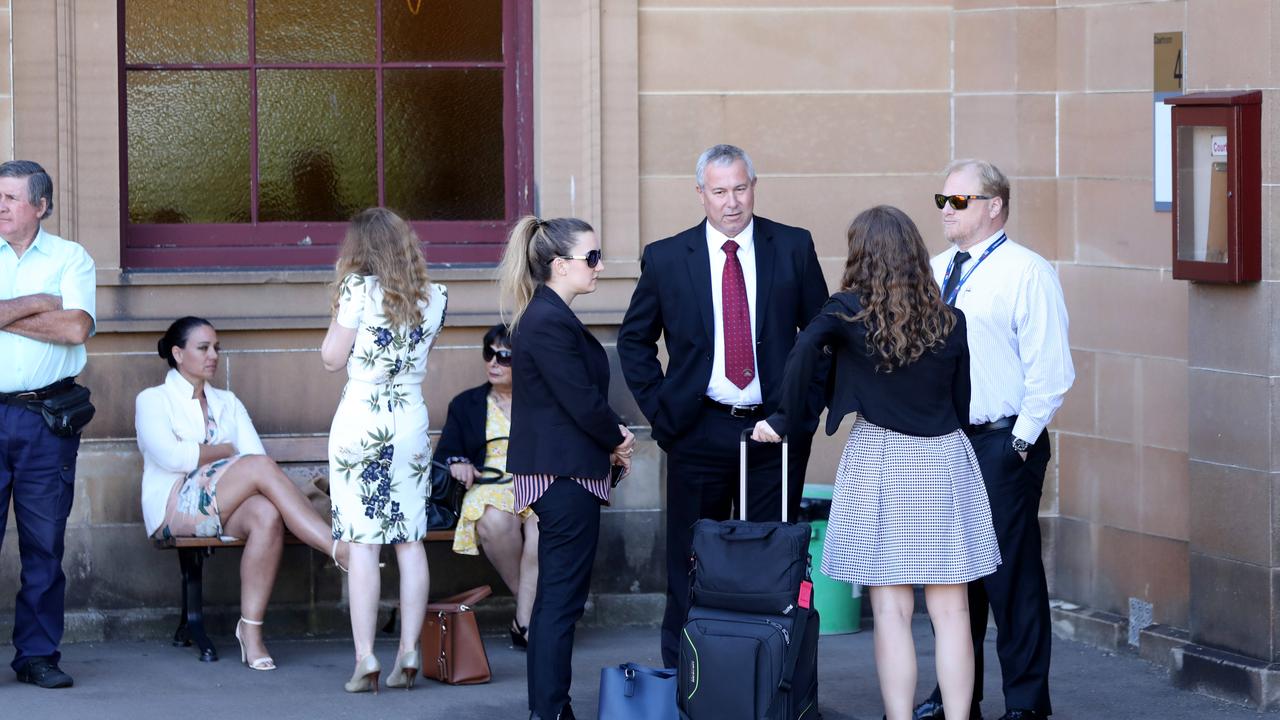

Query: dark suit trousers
left=0, top=404, right=80, bottom=672
left=527, top=478, right=602, bottom=718
left=659, top=406, right=810, bottom=668
left=928, top=426, right=1053, bottom=714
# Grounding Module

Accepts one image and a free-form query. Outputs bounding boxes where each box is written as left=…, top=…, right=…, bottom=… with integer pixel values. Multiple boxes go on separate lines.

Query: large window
left=121, top=0, right=532, bottom=268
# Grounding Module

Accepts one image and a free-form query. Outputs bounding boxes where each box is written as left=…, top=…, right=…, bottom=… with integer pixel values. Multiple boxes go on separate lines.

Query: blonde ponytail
left=497, top=215, right=595, bottom=329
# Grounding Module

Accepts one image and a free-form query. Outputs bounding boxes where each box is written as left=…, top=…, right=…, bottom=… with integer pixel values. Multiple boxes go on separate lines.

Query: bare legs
left=870, top=584, right=973, bottom=720
left=348, top=541, right=430, bottom=662
left=475, top=507, right=539, bottom=628
left=927, top=584, right=975, bottom=720
left=215, top=455, right=349, bottom=567
left=222, top=495, right=284, bottom=662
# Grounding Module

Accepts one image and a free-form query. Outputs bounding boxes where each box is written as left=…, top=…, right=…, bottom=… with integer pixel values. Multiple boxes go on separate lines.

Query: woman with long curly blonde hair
left=754, top=206, right=999, bottom=720
left=321, top=207, right=448, bottom=694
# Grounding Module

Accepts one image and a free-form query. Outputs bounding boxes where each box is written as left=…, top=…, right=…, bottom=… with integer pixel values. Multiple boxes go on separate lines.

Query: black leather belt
left=701, top=396, right=764, bottom=419
left=967, top=415, right=1016, bottom=435
left=0, top=377, right=75, bottom=406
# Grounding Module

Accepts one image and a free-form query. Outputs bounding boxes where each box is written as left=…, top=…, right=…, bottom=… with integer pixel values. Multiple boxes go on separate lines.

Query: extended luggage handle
left=739, top=428, right=789, bottom=523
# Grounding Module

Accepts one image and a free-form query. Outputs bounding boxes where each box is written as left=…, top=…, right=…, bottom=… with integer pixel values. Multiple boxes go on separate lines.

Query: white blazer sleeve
left=135, top=389, right=201, bottom=474
left=231, top=395, right=267, bottom=456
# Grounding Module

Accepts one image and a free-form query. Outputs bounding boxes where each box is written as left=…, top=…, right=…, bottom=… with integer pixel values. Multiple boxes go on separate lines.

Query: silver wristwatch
left=1011, top=437, right=1031, bottom=453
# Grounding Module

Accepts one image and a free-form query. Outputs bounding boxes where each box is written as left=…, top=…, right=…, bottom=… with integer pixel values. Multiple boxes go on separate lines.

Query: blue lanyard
left=942, top=234, right=1007, bottom=305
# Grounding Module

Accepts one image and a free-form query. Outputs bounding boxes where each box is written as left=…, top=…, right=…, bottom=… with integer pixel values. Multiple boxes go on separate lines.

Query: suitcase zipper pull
left=766, top=619, right=790, bottom=645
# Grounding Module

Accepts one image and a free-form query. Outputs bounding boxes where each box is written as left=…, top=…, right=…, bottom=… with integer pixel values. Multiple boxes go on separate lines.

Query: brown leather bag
left=420, top=585, right=493, bottom=685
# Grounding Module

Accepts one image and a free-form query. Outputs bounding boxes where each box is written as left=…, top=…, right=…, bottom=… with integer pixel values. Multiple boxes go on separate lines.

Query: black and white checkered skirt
left=820, top=417, right=1001, bottom=586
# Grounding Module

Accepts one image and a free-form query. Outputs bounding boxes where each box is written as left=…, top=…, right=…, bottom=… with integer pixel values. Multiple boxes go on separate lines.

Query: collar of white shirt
left=951, top=228, right=1007, bottom=262
left=0, top=226, right=52, bottom=258
left=705, top=218, right=755, bottom=255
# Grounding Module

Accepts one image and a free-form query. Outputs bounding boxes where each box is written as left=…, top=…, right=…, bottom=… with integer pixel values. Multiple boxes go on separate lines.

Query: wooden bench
left=154, top=529, right=456, bottom=662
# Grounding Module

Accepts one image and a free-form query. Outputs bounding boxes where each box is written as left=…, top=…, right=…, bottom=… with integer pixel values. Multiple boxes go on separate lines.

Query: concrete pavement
left=1, top=618, right=1260, bottom=719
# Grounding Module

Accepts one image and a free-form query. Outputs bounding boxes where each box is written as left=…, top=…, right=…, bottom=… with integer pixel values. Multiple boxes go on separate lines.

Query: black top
left=435, top=383, right=491, bottom=467
left=766, top=291, right=971, bottom=438
left=617, top=215, right=830, bottom=446
left=507, top=284, right=624, bottom=479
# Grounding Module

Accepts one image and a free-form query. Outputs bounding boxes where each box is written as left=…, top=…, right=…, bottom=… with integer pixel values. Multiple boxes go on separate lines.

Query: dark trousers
left=927, top=426, right=1053, bottom=714
left=527, top=478, right=602, bottom=718
left=0, top=403, right=80, bottom=673
left=659, top=406, right=810, bottom=668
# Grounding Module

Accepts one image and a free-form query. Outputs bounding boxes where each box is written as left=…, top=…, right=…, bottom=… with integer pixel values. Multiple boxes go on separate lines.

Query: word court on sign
left=1211, top=135, right=1229, bottom=157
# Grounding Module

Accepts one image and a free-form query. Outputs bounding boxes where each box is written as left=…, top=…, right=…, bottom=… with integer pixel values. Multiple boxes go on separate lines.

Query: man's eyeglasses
left=556, top=249, right=602, bottom=268
left=934, top=194, right=993, bottom=211
left=483, top=346, right=513, bottom=366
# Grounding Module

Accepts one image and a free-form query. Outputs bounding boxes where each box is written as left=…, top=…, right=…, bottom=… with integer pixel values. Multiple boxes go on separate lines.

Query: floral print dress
left=328, top=273, right=447, bottom=544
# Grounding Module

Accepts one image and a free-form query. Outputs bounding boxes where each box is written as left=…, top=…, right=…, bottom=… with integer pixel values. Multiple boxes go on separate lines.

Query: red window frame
left=118, top=0, right=533, bottom=269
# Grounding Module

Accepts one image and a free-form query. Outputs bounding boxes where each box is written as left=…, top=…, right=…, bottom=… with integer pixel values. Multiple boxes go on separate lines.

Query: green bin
left=799, top=484, right=861, bottom=634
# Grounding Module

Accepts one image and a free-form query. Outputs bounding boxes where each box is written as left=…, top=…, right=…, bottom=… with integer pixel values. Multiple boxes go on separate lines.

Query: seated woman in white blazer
left=136, top=316, right=349, bottom=672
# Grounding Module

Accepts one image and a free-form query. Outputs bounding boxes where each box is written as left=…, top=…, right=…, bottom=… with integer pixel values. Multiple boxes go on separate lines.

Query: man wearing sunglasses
left=914, top=160, right=1073, bottom=720
left=618, top=143, right=829, bottom=669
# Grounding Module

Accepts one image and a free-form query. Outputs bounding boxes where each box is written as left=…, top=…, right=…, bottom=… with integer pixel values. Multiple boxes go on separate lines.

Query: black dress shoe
left=998, top=711, right=1047, bottom=720
left=912, top=699, right=983, bottom=720
left=914, top=699, right=946, bottom=720
left=16, top=657, right=73, bottom=688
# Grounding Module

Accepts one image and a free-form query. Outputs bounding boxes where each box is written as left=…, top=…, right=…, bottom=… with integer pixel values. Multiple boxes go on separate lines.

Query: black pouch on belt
left=31, top=384, right=96, bottom=437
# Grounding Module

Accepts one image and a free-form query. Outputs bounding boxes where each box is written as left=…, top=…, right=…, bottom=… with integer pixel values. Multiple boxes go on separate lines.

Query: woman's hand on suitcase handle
left=751, top=420, right=782, bottom=443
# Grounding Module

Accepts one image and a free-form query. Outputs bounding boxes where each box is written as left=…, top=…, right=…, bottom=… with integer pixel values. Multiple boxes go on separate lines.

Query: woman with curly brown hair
left=753, top=205, right=999, bottom=720
left=321, top=207, right=448, bottom=693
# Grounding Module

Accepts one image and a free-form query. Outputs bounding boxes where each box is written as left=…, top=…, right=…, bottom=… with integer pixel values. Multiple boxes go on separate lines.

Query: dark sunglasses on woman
left=483, top=346, right=513, bottom=366
left=556, top=249, right=602, bottom=268
left=934, top=193, right=992, bottom=211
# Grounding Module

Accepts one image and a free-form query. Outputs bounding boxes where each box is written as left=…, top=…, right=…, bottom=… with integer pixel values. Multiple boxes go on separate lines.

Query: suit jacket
left=765, top=291, right=971, bottom=439
left=135, top=369, right=266, bottom=537
left=434, top=383, right=493, bottom=468
left=507, top=285, right=625, bottom=479
left=618, top=216, right=829, bottom=446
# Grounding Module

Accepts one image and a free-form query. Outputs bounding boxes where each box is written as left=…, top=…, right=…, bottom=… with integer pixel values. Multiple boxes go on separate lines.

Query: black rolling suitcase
left=677, top=430, right=821, bottom=720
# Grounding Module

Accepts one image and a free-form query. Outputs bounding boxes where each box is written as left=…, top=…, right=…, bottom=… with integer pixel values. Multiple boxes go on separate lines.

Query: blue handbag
left=597, top=662, right=678, bottom=720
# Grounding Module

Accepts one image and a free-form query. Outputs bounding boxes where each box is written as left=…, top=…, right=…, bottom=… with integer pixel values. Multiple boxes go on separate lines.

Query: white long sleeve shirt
left=931, top=229, right=1074, bottom=444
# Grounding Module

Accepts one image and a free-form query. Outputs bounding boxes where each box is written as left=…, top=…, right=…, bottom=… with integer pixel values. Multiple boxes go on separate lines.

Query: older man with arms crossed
left=915, top=160, right=1073, bottom=720
left=0, top=160, right=95, bottom=689
left=619, top=144, right=828, bottom=669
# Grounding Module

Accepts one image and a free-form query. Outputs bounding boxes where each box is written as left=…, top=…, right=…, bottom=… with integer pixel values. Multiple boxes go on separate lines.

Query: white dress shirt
left=931, top=229, right=1074, bottom=444
left=0, top=227, right=97, bottom=393
left=705, top=219, right=763, bottom=406
left=135, top=369, right=267, bottom=537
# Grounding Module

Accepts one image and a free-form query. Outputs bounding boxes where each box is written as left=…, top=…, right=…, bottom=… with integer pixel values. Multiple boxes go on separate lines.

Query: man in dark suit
left=618, top=144, right=829, bottom=668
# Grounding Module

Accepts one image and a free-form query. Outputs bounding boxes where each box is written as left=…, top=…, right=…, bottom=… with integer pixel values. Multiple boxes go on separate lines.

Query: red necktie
left=721, top=240, right=755, bottom=389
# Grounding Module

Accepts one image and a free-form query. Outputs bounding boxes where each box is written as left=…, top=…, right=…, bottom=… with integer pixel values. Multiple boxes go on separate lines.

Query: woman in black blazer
left=435, top=323, right=539, bottom=649
left=497, top=216, right=635, bottom=720
left=754, top=206, right=1000, bottom=720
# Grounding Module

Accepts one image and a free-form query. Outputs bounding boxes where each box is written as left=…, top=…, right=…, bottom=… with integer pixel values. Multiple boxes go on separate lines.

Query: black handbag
left=427, top=437, right=510, bottom=531
left=31, top=383, right=95, bottom=438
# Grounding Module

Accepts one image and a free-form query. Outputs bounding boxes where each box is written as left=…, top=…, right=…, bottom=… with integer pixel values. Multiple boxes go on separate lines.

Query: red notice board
left=1165, top=91, right=1261, bottom=283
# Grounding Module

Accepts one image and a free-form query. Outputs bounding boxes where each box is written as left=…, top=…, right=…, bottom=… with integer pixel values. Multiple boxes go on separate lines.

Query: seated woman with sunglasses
left=435, top=322, right=540, bottom=649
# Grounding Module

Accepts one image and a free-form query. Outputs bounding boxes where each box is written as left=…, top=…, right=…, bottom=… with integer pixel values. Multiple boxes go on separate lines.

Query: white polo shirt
left=0, top=227, right=97, bottom=393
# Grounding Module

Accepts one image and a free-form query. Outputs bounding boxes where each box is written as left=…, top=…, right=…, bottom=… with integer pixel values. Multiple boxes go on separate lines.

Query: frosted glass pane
left=127, top=71, right=251, bottom=224
left=256, top=0, right=376, bottom=64
left=257, top=70, right=378, bottom=223
left=384, top=69, right=504, bottom=220
left=125, top=0, right=248, bottom=65
left=383, top=0, right=502, bottom=62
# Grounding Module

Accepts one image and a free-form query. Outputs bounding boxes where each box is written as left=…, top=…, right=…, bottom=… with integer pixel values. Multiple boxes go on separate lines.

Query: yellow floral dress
left=451, top=394, right=535, bottom=555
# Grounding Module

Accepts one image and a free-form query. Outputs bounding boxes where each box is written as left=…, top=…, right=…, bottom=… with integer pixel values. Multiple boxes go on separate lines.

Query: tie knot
left=954, top=250, right=971, bottom=265
left=722, top=239, right=739, bottom=255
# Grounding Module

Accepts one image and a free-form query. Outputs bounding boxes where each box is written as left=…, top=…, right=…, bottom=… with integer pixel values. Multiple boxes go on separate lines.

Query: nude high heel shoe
left=235, top=617, right=276, bottom=671
left=344, top=654, right=381, bottom=694
left=385, top=647, right=420, bottom=689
